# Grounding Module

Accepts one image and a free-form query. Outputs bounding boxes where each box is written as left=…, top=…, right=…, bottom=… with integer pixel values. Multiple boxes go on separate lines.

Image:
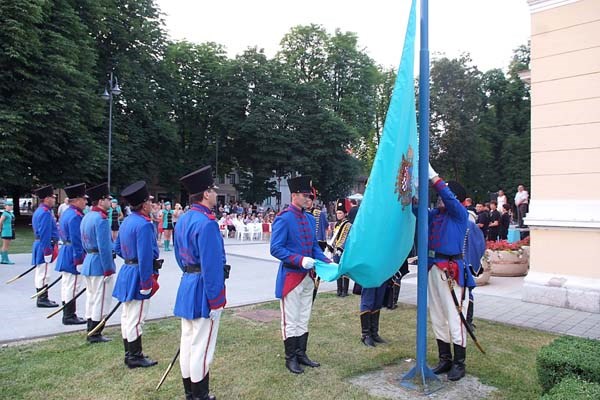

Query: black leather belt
left=124, top=259, right=138, bottom=265
left=434, top=252, right=462, bottom=260
left=87, top=249, right=99, bottom=254
left=185, top=265, right=202, bottom=273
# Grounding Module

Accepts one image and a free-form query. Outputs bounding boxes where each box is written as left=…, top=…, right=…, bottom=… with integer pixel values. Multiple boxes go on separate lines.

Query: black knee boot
left=62, top=301, right=86, bottom=325
left=126, top=336, right=157, bottom=369
left=342, top=277, right=349, bottom=297
left=360, top=313, right=376, bottom=347
left=432, top=339, right=453, bottom=374
left=191, top=373, right=216, bottom=400
left=183, top=377, right=193, bottom=400
left=123, top=338, right=130, bottom=365
left=370, top=310, right=387, bottom=344
left=336, top=278, right=343, bottom=296
left=296, top=332, right=319, bottom=367
left=284, top=337, right=303, bottom=374
left=36, top=286, right=58, bottom=308
left=447, top=344, right=466, bottom=381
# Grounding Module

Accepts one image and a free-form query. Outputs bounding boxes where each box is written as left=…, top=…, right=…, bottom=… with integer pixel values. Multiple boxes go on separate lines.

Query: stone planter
left=475, top=256, right=492, bottom=286
left=487, top=249, right=529, bottom=277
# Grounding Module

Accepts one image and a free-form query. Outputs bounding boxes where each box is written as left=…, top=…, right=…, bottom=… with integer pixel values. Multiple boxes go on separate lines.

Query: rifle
left=87, top=301, right=122, bottom=337
left=30, top=275, right=62, bottom=299
left=155, top=348, right=180, bottom=391
left=443, top=270, right=485, bottom=354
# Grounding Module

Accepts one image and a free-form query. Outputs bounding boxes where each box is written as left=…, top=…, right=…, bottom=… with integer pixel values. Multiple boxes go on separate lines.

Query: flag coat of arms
left=315, top=0, right=418, bottom=288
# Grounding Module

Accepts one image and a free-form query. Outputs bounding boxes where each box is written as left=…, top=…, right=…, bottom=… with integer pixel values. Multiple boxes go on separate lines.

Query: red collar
left=191, top=204, right=215, bottom=220
left=133, top=211, right=151, bottom=221
left=92, top=206, right=108, bottom=218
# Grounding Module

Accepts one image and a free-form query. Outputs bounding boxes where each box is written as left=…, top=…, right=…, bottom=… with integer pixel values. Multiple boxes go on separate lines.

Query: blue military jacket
left=80, top=207, right=116, bottom=277
left=173, top=204, right=226, bottom=320
left=309, top=208, right=328, bottom=241
left=55, top=205, right=85, bottom=274
left=270, top=204, right=331, bottom=299
left=427, top=179, right=475, bottom=288
left=31, top=203, right=59, bottom=265
left=112, top=212, right=159, bottom=302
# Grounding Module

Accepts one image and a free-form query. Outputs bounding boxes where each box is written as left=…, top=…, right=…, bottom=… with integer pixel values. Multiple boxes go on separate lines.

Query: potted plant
left=486, top=236, right=530, bottom=277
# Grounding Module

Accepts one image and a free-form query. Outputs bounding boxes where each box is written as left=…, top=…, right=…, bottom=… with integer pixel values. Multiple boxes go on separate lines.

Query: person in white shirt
left=57, top=197, right=70, bottom=220
left=514, top=185, right=529, bottom=228
left=496, top=189, right=508, bottom=213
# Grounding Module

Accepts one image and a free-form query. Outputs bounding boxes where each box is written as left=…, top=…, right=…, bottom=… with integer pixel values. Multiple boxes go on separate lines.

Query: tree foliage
left=0, top=2, right=531, bottom=206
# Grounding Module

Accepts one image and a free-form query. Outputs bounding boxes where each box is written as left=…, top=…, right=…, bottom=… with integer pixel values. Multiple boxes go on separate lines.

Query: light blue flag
left=315, top=0, right=418, bottom=288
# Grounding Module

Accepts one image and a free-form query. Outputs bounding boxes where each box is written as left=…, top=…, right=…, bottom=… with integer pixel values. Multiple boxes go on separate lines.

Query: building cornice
left=525, top=199, right=600, bottom=229
left=528, top=0, right=580, bottom=13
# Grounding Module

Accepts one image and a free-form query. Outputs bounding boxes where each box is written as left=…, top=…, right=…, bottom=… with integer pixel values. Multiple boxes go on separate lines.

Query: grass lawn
left=8, top=226, right=35, bottom=254
left=0, top=294, right=556, bottom=399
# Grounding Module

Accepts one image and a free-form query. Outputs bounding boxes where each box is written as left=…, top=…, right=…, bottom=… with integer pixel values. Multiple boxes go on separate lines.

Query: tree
left=429, top=54, right=484, bottom=185
left=0, top=0, right=103, bottom=206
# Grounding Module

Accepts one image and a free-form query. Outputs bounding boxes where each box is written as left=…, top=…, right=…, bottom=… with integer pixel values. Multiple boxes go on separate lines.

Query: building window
left=228, top=174, right=236, bottom=185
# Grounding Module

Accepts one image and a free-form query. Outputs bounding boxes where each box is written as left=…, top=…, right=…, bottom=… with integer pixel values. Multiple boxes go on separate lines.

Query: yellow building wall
left=525, top=0, right=600, bottom=312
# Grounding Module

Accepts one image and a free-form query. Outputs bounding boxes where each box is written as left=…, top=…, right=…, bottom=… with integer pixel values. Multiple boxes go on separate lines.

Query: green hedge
left=541, top=377, right=600, bottom=400
left=537, top=336, right=600, bottom=392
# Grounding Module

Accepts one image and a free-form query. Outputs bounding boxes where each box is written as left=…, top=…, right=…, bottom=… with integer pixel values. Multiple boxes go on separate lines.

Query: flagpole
left=401, top=0, right=442, bottom=393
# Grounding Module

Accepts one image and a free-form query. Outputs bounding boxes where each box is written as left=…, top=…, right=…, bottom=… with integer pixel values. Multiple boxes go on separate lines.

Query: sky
left=155, top=0, right=531, bottom=73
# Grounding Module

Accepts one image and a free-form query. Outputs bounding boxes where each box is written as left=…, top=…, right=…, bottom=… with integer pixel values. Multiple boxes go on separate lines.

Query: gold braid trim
left=312, top=209, right=321, bottom=236
left=334, top=220, right=351, bottom=249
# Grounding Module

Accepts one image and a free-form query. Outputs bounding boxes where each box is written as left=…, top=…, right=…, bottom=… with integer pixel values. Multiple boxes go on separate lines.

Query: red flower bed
left=486, top=236, right=530, bottom=251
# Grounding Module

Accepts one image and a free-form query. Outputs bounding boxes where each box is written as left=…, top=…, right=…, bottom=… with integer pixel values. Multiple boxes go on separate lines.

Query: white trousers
left=121, top=299, right=150, bottom=342
left=60, top=272, right=81, bottom=303
left=84, top=276, right=113, bottom=321
left=280, top=274, right=314, bottom=339
left=34, top=263, right=51, bottom=288
left=180, top=316, right=221, bottom=383
left=428, top=264, right=469, bottom=347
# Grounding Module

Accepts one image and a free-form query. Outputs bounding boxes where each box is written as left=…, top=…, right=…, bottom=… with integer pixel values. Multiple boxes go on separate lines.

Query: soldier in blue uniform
left=306, top=191, right=328, bottom=249
left=113, top=181, right=159, bottom=369
left=270, top=175, right=332, bottom=374
left=425, top=164, right=475, bottom=382
left=55, top=183, right=88, bottom=325
left=174, top=166, right=226, bottom=400
left=31, top=185, right=60, bottom=308
left=81, top=183, right=116, bottom=343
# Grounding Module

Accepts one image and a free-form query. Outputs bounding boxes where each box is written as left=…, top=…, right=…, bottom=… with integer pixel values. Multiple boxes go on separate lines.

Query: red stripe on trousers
left=203, top=320, right=214, bottom=378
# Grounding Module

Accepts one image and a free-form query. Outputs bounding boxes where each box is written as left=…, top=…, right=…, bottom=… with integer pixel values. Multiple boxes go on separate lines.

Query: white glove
left=334, top=249, right=342, bottom=257
left=209, top=307, right=223, bottom=321
left=140, top=288, right=152, bottom=296
left=44, top=254, right=53, bottom=264
left=428, top=163, right=438, bottom=180
left=301, top=257, right=315, bottom=269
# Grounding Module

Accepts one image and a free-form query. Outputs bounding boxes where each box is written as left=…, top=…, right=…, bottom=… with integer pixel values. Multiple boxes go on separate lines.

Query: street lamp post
left=101, top=72, right=121, bottom=190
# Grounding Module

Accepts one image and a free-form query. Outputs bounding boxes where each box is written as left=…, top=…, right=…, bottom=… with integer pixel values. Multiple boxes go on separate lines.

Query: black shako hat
left=447, top=180, right=467, bottom=203
left=288, top=176, right=312, bottom=194
left=34, top=185, right=56, bottom=199
left=179, top=166, right=218, bottom=196
left=86, top=183, right=111, bottom=202
left=336, top=199, right=347, bottom=213
left=121, top=181, right=153, bottom=206
left=64, top=183, right=87, bottom=199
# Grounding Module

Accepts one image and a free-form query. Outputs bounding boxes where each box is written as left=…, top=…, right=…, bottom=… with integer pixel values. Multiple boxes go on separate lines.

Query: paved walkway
left=1, top=239, right=598, bottom=344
